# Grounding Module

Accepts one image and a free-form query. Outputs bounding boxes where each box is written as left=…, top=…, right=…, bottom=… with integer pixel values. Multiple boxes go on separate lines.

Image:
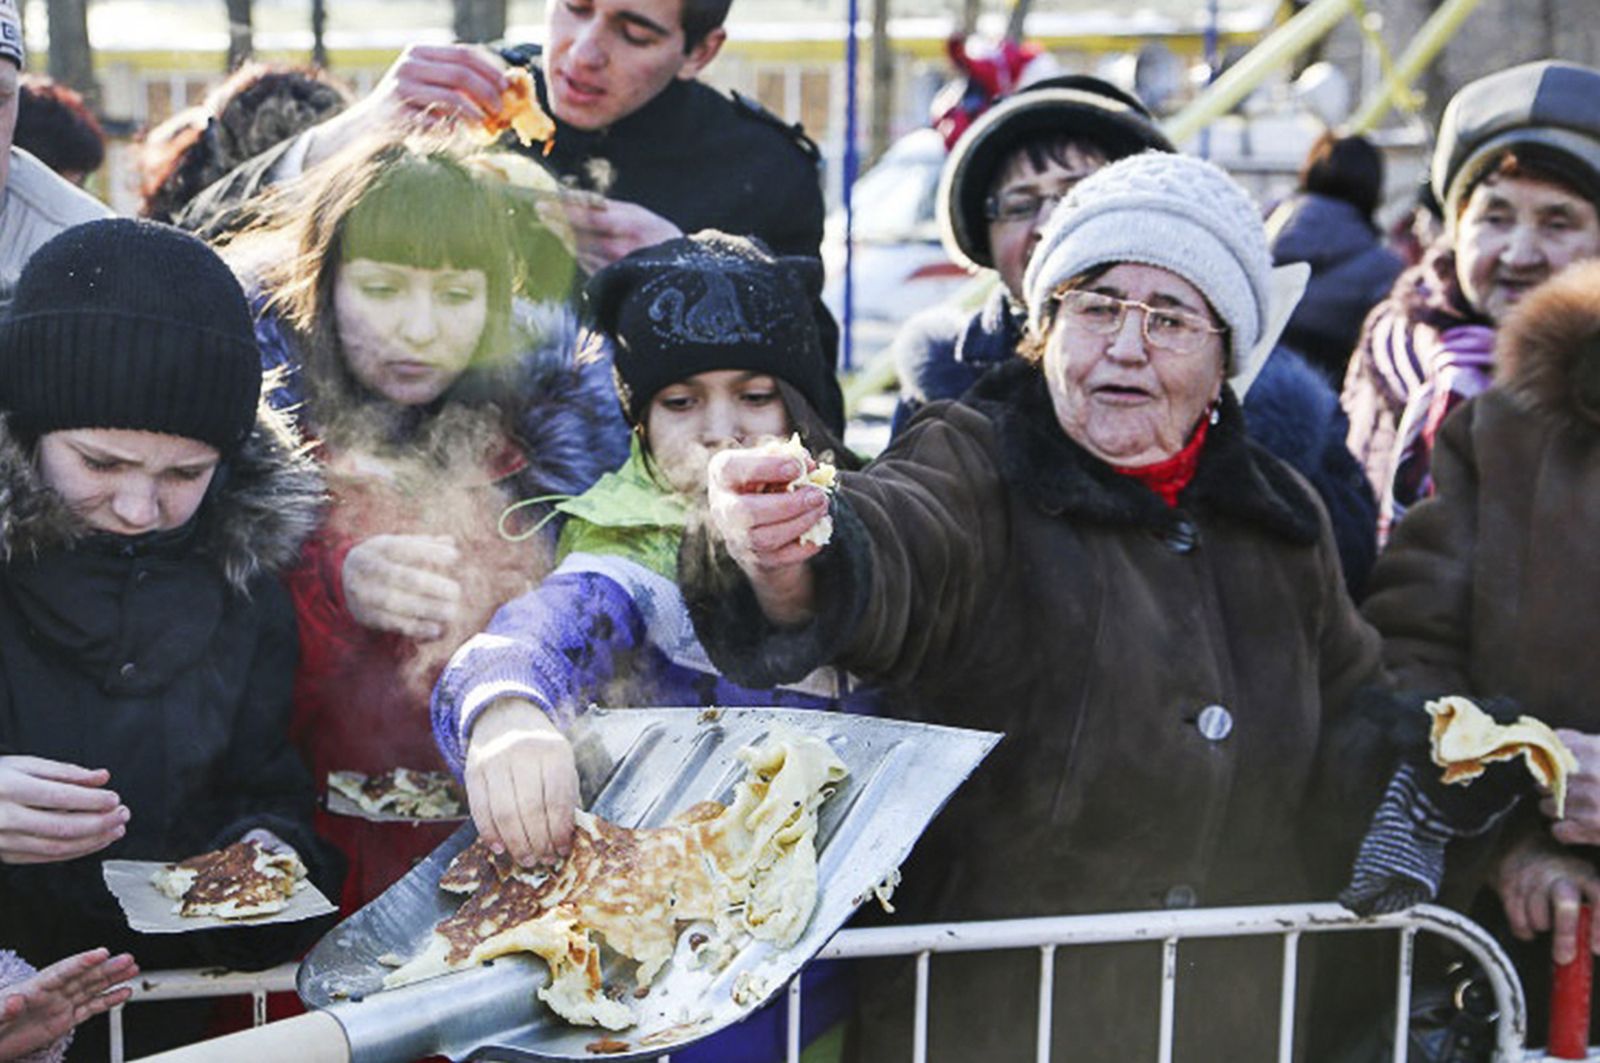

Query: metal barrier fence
left=113, top=902, right=1545, bottom=1063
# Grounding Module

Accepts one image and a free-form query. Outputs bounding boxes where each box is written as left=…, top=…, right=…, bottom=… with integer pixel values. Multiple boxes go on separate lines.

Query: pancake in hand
left=151, top=840, right=307, bottom=919
left=1427, top=695, right=1579, bottom=816
left=758, top=433, right=837, bottom=547
left=482, top=67, right=555, bottom=150
left=384, top=727, right=848, bottom=1030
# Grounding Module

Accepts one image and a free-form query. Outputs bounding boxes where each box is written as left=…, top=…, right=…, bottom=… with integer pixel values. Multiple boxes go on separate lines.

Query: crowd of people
left=0, top=0, right=1599, bottom=1055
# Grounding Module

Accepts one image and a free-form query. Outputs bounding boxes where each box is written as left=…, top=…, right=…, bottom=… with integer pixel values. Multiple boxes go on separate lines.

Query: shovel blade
left=299, top=707, right=999, bottom=1062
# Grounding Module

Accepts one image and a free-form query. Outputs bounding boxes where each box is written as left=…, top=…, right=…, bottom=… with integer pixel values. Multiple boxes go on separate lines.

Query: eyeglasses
left=984, top=170, right=1101, bottom=225
left=985, top=189, right=1068, bottom=224
left=1054, top=290, right=1226, bottom=355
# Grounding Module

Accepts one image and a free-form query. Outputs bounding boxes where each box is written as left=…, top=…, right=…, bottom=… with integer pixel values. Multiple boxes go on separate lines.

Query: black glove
left=1359, top=692, right=1533, bottom=837
left=1342, top=694, right=1532, bottom=916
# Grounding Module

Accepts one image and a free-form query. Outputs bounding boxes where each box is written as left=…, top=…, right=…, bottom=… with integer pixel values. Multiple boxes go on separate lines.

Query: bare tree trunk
left=44, top=0, right=97, bottom=108
left=453, top=0, right=507, bottom=43
left=869, top=0, right=892, bottom=163
left=311, top=0, right=328, bottom=68
left=958, top=0, right=980, bottom=37
left=1003, top=0, right=1032, bottom=44
left=226, top=0, right=253, bottom=71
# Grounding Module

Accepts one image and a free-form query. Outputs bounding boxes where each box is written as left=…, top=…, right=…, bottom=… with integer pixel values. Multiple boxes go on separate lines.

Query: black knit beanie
left=585, top=232, right=836, bottom=427
left=0, top=218, right=261, bottom=454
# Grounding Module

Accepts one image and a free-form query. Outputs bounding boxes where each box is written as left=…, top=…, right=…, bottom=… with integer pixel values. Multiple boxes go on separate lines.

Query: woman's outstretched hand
left=464, top=699, right=579, bottom=868
left=705, top=449, right=828, bottom=625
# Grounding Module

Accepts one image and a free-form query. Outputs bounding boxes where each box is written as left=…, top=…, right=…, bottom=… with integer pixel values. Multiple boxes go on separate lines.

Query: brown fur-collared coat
left=1365, top=259, right=1600, bottom=716
left=688, top=358, right=1394, bottom=1061
left=1363, top=259, right=1600, bottom=1038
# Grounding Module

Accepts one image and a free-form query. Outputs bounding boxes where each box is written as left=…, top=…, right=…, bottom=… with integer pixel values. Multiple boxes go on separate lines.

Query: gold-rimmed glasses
left=1055, top=289, right=1225, bottom=355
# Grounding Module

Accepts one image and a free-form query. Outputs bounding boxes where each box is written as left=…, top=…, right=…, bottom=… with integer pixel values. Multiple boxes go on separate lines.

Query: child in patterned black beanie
left=432, top=229, right=869, bottom=1061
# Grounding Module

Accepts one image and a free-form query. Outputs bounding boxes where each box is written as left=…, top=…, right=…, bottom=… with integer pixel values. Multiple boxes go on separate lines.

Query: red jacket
left=287, top=436, right=550, bottom=913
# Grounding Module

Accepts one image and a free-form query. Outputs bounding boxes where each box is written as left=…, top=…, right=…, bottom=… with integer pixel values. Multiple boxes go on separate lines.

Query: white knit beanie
left=1023, top=152, right=1273, bottom=396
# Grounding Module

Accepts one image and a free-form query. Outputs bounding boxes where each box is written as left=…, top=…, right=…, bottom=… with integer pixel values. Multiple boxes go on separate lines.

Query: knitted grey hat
left=1023, top=152, right=1272, bottom=395
left=1432, top=60, right=1600, bottom=220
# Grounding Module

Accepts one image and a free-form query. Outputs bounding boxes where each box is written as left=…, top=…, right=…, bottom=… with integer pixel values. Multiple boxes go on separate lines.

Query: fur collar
left=506, top=306, right=631, bottom=502
left=0, top=408, right=324, bottom=593
left=966, top=359, right=1321, bottom=545
left=1499, top=260, right=1600, bottom=435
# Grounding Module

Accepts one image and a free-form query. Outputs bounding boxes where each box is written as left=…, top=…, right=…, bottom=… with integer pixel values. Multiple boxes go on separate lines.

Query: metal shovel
left=137, top=707, right=998, bottom=1062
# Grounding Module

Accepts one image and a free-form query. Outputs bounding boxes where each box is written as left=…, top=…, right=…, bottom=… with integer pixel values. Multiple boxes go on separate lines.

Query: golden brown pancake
left=484, top=68, right=555, bottom=150
left=328, top=768, right=465, bottom=819
left=151, top=840, right=307, bottom=919
left=384, top=728, right=847, bottom=1030
left=1427, top=695, right=1579, bottom=816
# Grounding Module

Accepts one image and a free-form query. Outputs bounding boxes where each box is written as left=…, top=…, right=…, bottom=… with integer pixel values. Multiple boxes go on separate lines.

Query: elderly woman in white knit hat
left=675, top=151, right=1412, bottom=1059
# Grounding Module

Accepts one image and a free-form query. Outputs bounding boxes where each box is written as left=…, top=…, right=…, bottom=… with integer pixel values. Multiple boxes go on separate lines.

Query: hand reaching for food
left=0, top=756, right=128, bottom=865
left=464, top=698, right=579, bottom=868
left=0, top=948, right=138, bottom=1062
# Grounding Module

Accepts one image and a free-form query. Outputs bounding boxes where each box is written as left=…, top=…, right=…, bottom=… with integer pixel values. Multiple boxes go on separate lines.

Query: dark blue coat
left=1269, top=193, right=1403, bottom=384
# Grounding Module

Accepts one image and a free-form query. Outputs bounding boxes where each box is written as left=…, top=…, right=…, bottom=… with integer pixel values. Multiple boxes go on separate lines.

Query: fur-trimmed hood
left=1500, top=260, right=1600, bottom=435
left=0, top=406, right=324, bottom=592
left=505, top=301, right=630, bottom=503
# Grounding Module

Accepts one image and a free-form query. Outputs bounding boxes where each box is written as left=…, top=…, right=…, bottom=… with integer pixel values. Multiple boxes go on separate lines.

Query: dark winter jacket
left=890, top=285, right=1021, bottom=434
left=1361, top=260, right=1600, bottom=1039
left=686, top=359, right=1391, bottom=1061
left=179, top=61, right=824, bottom=263
left=889, top=289, right=1378, bottom=593
left=1245, top=345, right=1379, bottom=596
left=1269, top=192, right=1403, bottom=383
left=272, top=309, right=629, bottom=913
left=0, top=410, right=340, bottom=976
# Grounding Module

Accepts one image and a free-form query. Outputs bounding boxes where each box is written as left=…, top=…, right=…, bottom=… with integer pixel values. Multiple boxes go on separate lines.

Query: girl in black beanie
left=0, top=218, right=341, bottom=1060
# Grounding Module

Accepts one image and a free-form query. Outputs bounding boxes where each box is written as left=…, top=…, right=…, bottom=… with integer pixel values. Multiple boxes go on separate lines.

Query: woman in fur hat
left=0, top=218, right=341, bottom=1059
left=224, top=131, right=628, bottom=914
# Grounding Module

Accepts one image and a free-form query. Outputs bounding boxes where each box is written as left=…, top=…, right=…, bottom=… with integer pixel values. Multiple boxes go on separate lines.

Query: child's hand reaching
left=464, top=699, right=579, bottom=868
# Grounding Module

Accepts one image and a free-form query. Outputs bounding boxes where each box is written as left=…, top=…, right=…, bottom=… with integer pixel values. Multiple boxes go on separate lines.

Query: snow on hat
left=1023, top=152, right=1277, bottom=398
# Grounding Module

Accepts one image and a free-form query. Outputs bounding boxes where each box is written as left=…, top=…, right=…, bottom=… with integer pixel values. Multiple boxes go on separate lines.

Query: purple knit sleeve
left=430, top=570, right=647, bottom=775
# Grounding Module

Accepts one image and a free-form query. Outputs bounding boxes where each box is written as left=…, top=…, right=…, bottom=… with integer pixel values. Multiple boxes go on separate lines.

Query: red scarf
left=1112, top=414, right=1211, bottom=508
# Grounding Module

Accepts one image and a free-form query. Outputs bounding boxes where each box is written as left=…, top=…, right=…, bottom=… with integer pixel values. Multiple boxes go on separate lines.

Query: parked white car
left=822, top=128, right=973, bottom=365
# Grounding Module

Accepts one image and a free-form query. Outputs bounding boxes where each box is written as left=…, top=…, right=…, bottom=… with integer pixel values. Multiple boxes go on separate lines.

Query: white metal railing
left=111, top=902, right=1566, bottom=1063
left=109, top=964, right=297, bottom=1061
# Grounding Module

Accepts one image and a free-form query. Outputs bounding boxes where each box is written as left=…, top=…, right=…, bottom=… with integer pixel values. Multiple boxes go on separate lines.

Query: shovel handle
left=132, top=1009, right=350, bottom=1063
